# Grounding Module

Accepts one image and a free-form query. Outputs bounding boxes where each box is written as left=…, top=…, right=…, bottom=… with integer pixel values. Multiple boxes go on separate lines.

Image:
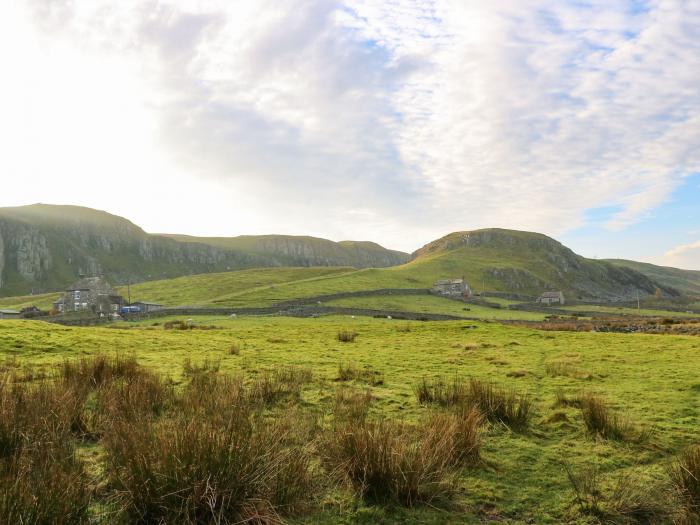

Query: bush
left=337, top=330, right=358, bottom=343
left=670, top=445, right=700, bottom=523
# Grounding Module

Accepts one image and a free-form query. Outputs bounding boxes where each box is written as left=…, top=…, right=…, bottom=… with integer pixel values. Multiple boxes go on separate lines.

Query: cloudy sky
left=1, top=0, right=699, bottom=268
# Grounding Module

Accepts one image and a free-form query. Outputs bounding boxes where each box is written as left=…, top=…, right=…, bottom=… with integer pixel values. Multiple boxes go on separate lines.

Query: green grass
left=121, top=266, right=354, bottom=306
left=326, top=294, right=547, bottom=320
left=560, top=304, right=699, bottom=318
left=0, top=292, right=57, bottom=311
left=1, top=316, right=699, bottom=523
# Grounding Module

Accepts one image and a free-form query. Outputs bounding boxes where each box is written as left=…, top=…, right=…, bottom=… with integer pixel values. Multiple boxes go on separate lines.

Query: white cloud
left=0, top=0, right=699, bottom=253
left=663, top=240, right=700, bottom=270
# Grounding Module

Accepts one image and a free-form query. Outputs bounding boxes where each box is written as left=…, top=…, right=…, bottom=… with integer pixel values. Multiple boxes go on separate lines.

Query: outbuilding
left=0, top=309, right=21, bottom=320
left=537, top=291, right=565, bottom=306
left=130, top=301, right=163, bottom=313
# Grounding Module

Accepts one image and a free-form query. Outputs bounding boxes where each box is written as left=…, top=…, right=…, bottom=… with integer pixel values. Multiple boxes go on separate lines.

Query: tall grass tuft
left=670, top=445, right=700, bottom=523
left=0, top=376, right=92, bottom=524
left=337, top=362, right=384, bottom=385
left=578, top=393, right=645, bottom=441
left=60, top=353, right=141, bottom=391
left=104, top=373, right=313, bottom=524
left=333, top=386, right=373, bottom=423
left=415, top=377, right=532, bottom=429
left=322, top=418, right=457, bottom=506
left=337, top=329, right=358, bottom=343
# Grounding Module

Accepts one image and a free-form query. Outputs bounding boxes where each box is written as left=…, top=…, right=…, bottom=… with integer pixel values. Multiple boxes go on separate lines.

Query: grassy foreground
left=1, top=316, right=700, bottom=523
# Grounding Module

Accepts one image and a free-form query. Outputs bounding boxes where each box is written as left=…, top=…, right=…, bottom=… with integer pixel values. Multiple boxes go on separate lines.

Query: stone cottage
left=432, top=278, right=471, bottom=298
left=53, top=276, right=123, bottom=316
left=537, top=291, right=565, bottom=306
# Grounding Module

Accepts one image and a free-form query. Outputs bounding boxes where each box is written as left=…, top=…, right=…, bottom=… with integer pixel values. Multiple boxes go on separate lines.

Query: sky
left=1, top=0, right=699, bottom=269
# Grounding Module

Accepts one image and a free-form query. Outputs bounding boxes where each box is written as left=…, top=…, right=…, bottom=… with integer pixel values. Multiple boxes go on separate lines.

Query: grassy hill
left=0, top=204, right=408, bottom=296
left=118, top=229, right=680, bottom=308
left=606, top=259, right=700, bottom=297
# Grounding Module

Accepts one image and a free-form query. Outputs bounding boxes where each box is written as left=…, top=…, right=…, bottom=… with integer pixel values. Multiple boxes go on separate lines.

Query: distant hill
left=111, top=228, right=684, bottom=308
left=406, top=229, right=680, bottom=301
left=0, top=204, right=409, bottom=296
left=160, top=234, right=409, bottom=269
left=605, top=259, right=700, bottom=297
left=0, top=205, right=689, bottom=303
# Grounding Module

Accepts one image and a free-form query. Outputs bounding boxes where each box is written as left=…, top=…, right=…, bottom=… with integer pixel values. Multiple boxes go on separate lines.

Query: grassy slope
left=606, top=259, right=700, bottom=296
left=326, top=294, right=548, bottom=320
left=1, top=318, right=699, bottom=523
left=121, top=267, right=354, bottom=306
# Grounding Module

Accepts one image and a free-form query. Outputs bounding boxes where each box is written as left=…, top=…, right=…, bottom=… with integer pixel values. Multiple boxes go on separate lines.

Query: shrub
left=322, top=418, right=457, bottom=506
left=337, top=330, right=357, bottom=343
left=337, top=362, right=384, bottom=385
left=670, top=445, right=700, bottom=523
left=396, top=324, right=412, bottom=333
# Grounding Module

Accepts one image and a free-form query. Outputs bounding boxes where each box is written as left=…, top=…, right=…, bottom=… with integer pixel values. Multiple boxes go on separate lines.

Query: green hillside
left=606, top=259, right=700, bottom=296
left=123, top=229, right=680, bottom=308
left=0, top=204, right=408, bottom=296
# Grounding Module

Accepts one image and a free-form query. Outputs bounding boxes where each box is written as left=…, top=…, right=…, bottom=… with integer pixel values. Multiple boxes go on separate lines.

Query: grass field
left=2, top=316, right=699, bottom=523
left=326, top=294, right=548, bottom=320
left=560, top=304, right=699, bottom=318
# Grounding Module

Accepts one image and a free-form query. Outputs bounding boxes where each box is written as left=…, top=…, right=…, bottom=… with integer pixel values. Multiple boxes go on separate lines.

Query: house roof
left=0, top=309, right=20, bottom=314
left=434, top=279, right=464, bottom=285
left=540, top=291, right=563, bottom=298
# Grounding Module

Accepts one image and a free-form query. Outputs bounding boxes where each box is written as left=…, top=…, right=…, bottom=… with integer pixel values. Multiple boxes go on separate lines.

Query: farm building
left=432, top=278, right=471, bottom=298
left=0, top=309, right=21, bottom=319
left=130, top=301, right=163, bottom=313
left=53, top=276, right=124, bottom=316
left=537, top=291, right=565, bottom=305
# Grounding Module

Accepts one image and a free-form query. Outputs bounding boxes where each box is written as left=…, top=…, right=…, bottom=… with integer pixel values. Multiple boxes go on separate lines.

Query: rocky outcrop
left=0, top=204, right=408, bottom=296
